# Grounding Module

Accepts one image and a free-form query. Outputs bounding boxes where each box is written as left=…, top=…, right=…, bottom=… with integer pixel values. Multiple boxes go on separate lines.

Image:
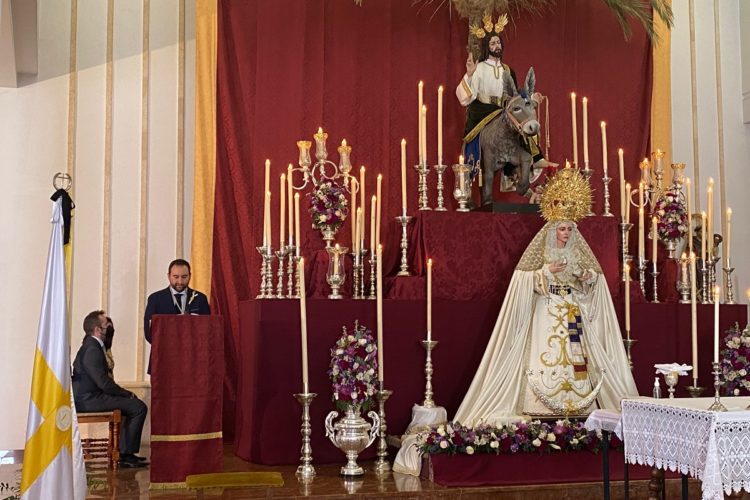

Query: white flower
left=538, top=432, right=547, bottom=440
left=353, top=362, right=359, bottom=369
left=571, top=438, right=579, bottom=445
left=358, top=338, right=367, bottom=345
left=466, top=446, right=475, bottom=455
left=351, top=391, right=358, bottom=399
left=348, top=335, right=355, bottom=342
left=439, top=440, right=448, bottom=449
left=740, top=369, right=747, bottom=377
left=490, top=441, right=499, bottom=449
left=446, top=424, right=454, bottom=434
left=437, top=426, right=446, bottom=436
left=547, top=434, right=556, bottom=442
left=532, top=438, right=542, bottom=447
left=555, top=419, right=565, bottom=426
left=734, top=388, right=741, bottom=396
left=319, top=215, right=328, bottom=222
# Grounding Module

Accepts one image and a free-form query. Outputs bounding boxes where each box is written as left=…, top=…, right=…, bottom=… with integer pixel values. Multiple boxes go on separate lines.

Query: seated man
left=72, top=310, right=148, bottom=468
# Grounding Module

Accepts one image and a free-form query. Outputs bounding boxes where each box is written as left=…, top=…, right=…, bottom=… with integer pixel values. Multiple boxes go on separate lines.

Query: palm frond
left=356, top=0, right=673, bottom=41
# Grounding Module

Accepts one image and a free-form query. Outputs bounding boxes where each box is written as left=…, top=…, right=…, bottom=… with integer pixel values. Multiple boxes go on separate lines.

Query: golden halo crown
left=469, top=12, right=508, bottom=40
left=539, top=166, right=593, bottom=223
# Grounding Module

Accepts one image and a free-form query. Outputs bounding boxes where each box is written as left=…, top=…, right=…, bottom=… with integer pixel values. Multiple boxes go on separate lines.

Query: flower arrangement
left=308, top=180, right=349, bottom=232
left=720, top=324, right=750, bottom=396
left=418, top=419, right=617, bottom=456
left=653, top=189, right=688, bottom=242
left=328, top=322, right=380, bottom=411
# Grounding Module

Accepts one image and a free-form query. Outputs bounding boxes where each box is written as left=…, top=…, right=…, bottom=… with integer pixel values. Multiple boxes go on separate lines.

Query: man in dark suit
left=144, top=259, right=210, bottom=372
left=73, top=310, right=148, bottom=468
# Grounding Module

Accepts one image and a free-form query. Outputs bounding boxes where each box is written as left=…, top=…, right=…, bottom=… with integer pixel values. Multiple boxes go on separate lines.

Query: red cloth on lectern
left=150, top=315, right=224, bottom=485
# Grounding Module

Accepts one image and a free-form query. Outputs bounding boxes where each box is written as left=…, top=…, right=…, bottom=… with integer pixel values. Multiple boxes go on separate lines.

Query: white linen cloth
left=392, top=405, right=447, bottom=476
left=621, top=397, right=750, bottom=500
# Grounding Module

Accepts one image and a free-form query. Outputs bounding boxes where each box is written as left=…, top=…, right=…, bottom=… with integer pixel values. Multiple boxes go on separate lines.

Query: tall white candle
left=651, top=216, right=658, bottom=264
left=686, top=177, right=693, bottom=255
left=401, top=139, right=407, bottom=214
left=280, top=174, right=286, bottom=247
left=618, top=148, right=625, bottom=219
left=638, top=207, right=645, bottom=261
left=418, top=81, right=424, bottom=165
left=299, top=258, right=309, bottom=393
left=582, top=97, right=589, bottom=169
left=376, top=244, right=384, bottom=383
left=726, top=208, right=732, bottom=267
left=422, top=105, right=428, bottom=165
left=264, top=158, right=271, bottom=201
left=351, top=180, right=357, bottom=252
left=266, top=191, right=272, bottom=249
left=714, top=286, right=720, bottom=363
left=707, top=180, right=714, bottom=259
left=625, top=183, right=632, bottom=225
left=427, top=258, right=433, bottom=341
left=376, top=174, right=382, bottom=249
left=624, top=264, right=631, bottom=335
left=354, top=207, right=362, bottom=256
left=600, top=121, right=608, bottom=178
left=701, top=211, right=707, bottom=264
left=571, top=93, right=578, bottom=167
left=690, top=253, right=698, bottom=384
left=294, top=193, right=301, bottom=257
left=287, top=164, right=294, bottom=245
left=370, top=196, right=376, bottom=255
left=360, top=166, right=366, bottom=227
left=437, top=86, right=444, bottom=165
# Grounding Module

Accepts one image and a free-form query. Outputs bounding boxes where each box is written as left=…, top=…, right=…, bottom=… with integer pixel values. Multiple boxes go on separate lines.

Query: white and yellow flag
left=21, top=199, right=86, bottom=500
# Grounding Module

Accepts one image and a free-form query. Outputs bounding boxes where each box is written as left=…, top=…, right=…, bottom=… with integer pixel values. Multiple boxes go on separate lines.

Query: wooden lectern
left=149, top=314, right=224, bottom=488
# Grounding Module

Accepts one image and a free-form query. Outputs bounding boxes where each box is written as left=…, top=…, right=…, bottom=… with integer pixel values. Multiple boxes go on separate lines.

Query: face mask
left=103, top=325, right=115, bottom=350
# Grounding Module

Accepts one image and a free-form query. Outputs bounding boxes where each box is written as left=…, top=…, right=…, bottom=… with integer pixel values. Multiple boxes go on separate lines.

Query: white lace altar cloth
left=621, top=397, right=750, bottom=500
left=584, top=409, right=622, bottom=438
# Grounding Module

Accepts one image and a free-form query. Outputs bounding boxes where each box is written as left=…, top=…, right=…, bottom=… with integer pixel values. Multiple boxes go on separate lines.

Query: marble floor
left=2, top=446, right=744, bottom=499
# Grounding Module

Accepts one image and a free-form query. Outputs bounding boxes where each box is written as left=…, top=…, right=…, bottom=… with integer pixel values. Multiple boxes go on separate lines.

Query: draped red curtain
left=213, top=0, right=652, bottom=435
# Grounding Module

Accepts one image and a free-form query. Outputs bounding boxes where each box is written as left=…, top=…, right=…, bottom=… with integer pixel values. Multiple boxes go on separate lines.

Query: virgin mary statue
left=454, top=169, right=638, bottom=425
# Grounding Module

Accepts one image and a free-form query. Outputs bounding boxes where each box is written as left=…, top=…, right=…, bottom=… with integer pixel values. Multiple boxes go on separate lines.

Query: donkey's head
left=502, top=67, right=540, bottom=137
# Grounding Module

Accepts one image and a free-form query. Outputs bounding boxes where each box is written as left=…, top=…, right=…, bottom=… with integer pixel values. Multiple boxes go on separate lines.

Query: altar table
left=233, top=299, right=746, bottom=465
left=621, top=397, right=750, bottom=500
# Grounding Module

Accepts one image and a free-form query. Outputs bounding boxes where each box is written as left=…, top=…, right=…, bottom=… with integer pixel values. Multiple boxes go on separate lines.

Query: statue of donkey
left=479, top=67, right=540, bottom=205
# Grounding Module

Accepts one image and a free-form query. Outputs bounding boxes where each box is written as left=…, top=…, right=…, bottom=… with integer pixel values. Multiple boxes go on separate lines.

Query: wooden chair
left=77, top=410, right=121, bottom=470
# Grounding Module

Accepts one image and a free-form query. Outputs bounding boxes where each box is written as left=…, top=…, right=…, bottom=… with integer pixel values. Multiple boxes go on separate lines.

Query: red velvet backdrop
left=214, top=0, right=652, bottom=435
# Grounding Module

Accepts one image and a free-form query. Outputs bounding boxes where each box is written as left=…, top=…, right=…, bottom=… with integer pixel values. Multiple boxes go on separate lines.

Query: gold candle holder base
left=623, top=337, right=637, bottom=370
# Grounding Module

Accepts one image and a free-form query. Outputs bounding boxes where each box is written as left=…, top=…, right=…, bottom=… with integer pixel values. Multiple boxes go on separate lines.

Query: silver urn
left=324, top=406, right=380, bottom=476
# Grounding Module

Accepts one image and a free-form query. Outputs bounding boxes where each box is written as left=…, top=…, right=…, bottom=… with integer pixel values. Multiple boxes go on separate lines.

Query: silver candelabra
left=707, top=362, right=727, bottom=412
left=723, top=263, right=736, bottom=304
left=433, top=164, right=448, bottom=211
left=374, top=389, right=393, bottom=475
left=601, top=175, right=614, bottom=216
left=650, top=261, right=659, bottom=303
left=395, top=214, right=413, bottom=276
left=415, top=162, right=431, bottom=210
left=294, top=391, right=317, bottom=480
left=421, top=339, right=438, bottom=408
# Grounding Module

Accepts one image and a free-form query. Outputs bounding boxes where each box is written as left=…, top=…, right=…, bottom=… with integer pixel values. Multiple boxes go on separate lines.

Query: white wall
left=671, top=0, right=750, bottom=301
left=0, top=0, right=195, bottom=450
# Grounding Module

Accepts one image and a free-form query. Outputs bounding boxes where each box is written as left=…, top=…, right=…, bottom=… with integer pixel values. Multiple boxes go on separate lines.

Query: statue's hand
left=466, top=53, right=477, bottom=77
left=549, top=261, right=567, bottom=274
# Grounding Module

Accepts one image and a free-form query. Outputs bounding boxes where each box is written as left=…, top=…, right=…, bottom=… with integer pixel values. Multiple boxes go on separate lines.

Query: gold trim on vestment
left=151, top=431, right=223, bottom=442
left=463, top=108, right=502, bottom=143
